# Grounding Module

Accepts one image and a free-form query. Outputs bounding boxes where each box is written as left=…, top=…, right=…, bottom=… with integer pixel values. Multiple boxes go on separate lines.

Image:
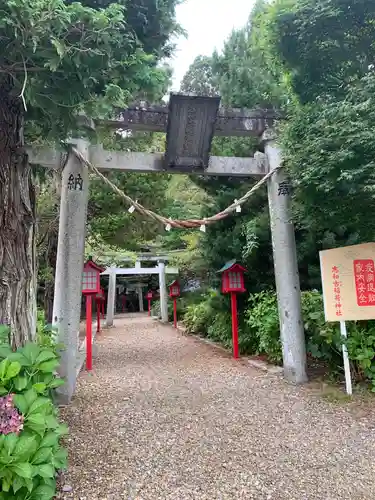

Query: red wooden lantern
left=169, top=280, right=180, bottom=298
left=220, top=261, right=246, bottom=294
left=82, top=259, right=104, bottom=371
left=219, top=261, right=247, bottom=359
left=82, top=260, right=103, bottom=295
left=168, top=280, right=180, bottom=328
left=146, top=290, right=153, bottom=316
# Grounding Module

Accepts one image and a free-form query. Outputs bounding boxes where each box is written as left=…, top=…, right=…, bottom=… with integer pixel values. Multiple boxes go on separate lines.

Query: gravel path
left=59, top=315, right=375, bottom=500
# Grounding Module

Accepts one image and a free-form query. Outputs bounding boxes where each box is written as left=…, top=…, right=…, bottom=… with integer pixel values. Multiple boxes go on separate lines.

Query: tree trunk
left=0, top=79, right=36, bottom=347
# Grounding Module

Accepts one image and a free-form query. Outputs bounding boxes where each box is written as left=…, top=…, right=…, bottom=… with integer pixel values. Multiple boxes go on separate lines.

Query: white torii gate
left=101, top=260, right=178, bottom=326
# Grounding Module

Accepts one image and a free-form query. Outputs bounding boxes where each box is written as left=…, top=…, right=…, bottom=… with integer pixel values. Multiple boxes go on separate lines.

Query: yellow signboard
left=319, top=243, right=375, bottom=322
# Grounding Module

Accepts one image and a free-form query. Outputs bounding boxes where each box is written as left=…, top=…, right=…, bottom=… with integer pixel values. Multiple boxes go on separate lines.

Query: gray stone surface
left=89, top=145, right=266, bottom=177
left=105, top=103, right=281, bottom=137
left=28, top=144, right=266, bottom=177
left=52, top=139, right=89, bottom=404
left=136, top=284, right=144, bottom=312
left=59, top=316, right=375, bottom=500
left=106, top=267, right=116, bottom=327
left=265, top=136, right=307, bottom=384
left=158, top=261, right=168, bottom=323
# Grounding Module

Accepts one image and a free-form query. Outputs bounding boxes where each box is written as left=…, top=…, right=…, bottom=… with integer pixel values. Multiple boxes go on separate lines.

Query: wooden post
left=173, top=298, right=177, bottom=328
left=86, top=295, right=93, bottom=371
left=96, top=299, right=100, bottom=334
left=230, top=292, right=239, bottom=359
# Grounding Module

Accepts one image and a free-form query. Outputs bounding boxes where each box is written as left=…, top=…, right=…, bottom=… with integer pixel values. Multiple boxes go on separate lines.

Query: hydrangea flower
left=0, top=394, right=24, bottom=435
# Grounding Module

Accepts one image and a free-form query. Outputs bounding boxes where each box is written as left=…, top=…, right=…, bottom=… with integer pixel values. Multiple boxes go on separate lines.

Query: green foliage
left=246, top=291, right=282, bottom=363
left=346, top=324, right=375, bottom=391
left=180, top=56, right=219, bottom=96
left=87, top=131, right=170, bottom=251
left=183, top=300, right=214, bottom=335
left=283, top=72, right=375, bottom=247
left=267, top=0, right=375, bottom=103
left=212, top=0, right=288, bottom=109
left=301, top=291, right=341, bottom=367
left=0, top=331, right=67, bottom=499
left=1, top=0, right=159, bottom=136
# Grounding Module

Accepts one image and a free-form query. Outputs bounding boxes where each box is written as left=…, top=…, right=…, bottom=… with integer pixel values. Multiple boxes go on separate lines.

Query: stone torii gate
left=29, top=94, right=306, bottom=403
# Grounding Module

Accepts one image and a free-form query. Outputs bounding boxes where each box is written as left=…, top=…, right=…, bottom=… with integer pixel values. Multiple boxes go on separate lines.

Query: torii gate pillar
left=158, top=260, right=168, bottom=322
left=52, top=138, right=89, bottom=404
left=264, top=130, right=307, bottom=384
left=136, top=284, right=144, bottom=312
left=106, top=267, right=116, bottom=327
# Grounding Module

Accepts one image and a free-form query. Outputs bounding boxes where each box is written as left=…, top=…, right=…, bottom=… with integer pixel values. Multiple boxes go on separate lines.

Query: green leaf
left=14, top=435, right=37, bottom=461
left=14, top=375, right=28, bottom=391
left=35, top=350, right=57, bottom=365
left=28, top=397, right=50, bottom=415
left=12, top=475, right=25, bottom=494
left=1, top=475, right=11, bottom=492
left=32, top=446, right=52, bottom=465
left=22, top=343, right=41, bottom=364
left=26, top=414, right=47, bottom=435
left=0, top=346, right=12, bottom=359
left=48, top=378, right=65, bottom=389
left=45, top=415, right=58, bottom=429
left=6, top=361, right=21, bottom=379
left=35, top=463, right=55, bottom=478
left=55, top=423, right=68, bottom=437
left=30, top=484, right=55, bottom=500
left=24, top=477, right=34, bottom=493
left=0, top=386, right=8, bottom=395
left=10, top=462, right=33, bottom=479
left=40, top=431, right=59, bottom=448
left=24, top=388, right=38, bottom=409
left=38, top=359, right=60, bottom=373
left=0, top=359, right=9, bottom=380
left=7, top=352, right=30, bottom=367
left=41, top=477, right=57, bottom=490
left=51, top=38, right=67, bottom=58
left=3, top=433, right=18, bottom=454
left=33, top=382, right=47, bottom=394
left=13, top=394, right=28, bottom=415
left=53, top=447, right=68, bottom=469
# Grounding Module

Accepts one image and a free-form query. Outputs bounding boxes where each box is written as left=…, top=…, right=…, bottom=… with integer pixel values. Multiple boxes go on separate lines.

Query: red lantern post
left=169, top=280, right=181, bottom=328
left=95, top=288, right=105, bottom=334
left=219, top=261, right=247, bottom=359
left=146, top=290, right=153, bottom=316
left=82, top=259, right=103, bottom=371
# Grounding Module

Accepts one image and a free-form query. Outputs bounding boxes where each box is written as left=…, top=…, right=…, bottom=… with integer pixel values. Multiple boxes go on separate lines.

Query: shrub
left=0, top=327, right=67, bottom=499
left=206, top=311, right=233, bottom=348
left=346, top=322, right=375, bottom=390
left=301, top=291, right=342, bottom=368
left=183, top=300, right=213, bottom=335
left=246, top=291, right=282, bottom=363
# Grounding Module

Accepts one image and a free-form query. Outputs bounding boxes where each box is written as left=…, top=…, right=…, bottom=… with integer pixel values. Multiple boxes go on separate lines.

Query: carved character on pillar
left=67, top=173, right=84, bottom=191
left=277, top=180, right=292, bottom=196
left=67, top=174, right=75, bottom=191
left=75, top=174, right=83, bottom=191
